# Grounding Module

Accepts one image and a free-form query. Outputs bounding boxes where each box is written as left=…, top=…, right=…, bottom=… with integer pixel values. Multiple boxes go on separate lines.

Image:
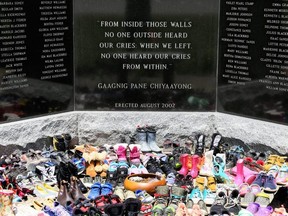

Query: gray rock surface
left=0, top=111, right=287, bottom=155
left=0, top=112, right=78, bottom=147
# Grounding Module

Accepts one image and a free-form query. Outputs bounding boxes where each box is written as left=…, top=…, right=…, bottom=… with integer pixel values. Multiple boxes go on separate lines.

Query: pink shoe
left=129, top=146, right=140, bottom=165
left=190, top=155, right=200, bottom=178
left=178, top=154, right=190, bottom=176
left=234, top=159, right=244, bottom=186
left=116, top=145, right=127, bottom=161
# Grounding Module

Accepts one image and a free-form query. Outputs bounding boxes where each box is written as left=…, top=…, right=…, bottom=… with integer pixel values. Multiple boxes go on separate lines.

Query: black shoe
left=124, top=198, right=141, bottom=216
left=160, top=158, right=176, bottom=175
left=224, top=189, right=241, bottom=215
left=210, top=133, right=222, bottom=155
left=146, top=157, right=163, bottom=174
left=195, top=134, right=205, bottom=157
left=104, top=203, right=125, bottom=216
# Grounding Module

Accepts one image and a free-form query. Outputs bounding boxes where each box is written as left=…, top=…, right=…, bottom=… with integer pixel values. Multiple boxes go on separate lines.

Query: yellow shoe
left=194, top=176, right=206, bottom=191
left=263, top=155, right=279, bottom=171
left=207, top=176, right=217, bottom=192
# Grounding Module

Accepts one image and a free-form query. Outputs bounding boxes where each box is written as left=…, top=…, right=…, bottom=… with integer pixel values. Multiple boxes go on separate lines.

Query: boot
left=147, top=128, right=161, bottom=153
left=234, top=159, right=244, bottom=186
left=137, top=128, right=151, bottom=153
left=199, top=150, right=214, bottom=176
left=190, top=155, right=200, bottom=178
left=178, top=154, right=190, bottom=176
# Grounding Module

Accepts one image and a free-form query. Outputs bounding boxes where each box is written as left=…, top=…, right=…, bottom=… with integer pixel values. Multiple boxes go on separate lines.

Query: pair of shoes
left=106, top=161, right=129, bottom=186
left=136, top=126, right=161, bottom=153
left=253, top=172, right=278, bottom=192
left=104, top=198, right=141, bottom=216
left=194, top=176, right=216, bottom=192
left=186, top=199, right=208, bottom=216
left=238, top=183, right=261, bottom=196
left=113, top=186, right=136, bottom=201
left=57, top=177, right=86, bottom=207
left=145, top=157, right=164, bottom=175
left=178, top=154, right=201, bottom=178
left=128, top=164, right=148, bottom=175
left=88, top=182, right=113, bottom=200
left=210, top=188, right=241, bottom=215
left=188, top=187, right=216, bottom=205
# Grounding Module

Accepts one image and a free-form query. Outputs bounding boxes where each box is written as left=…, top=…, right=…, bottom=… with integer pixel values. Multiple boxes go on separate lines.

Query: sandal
left=207, top=176, right=217, bottom=192
left=195, top=176, right=206, bottom=191
left=95, top=195, right=111, bottom=212
left=263, top=155, right=279, bottom=171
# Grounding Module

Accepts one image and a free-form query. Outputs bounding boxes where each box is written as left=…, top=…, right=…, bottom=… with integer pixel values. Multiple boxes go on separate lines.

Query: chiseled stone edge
left=0, top=111, right=287, bottom=153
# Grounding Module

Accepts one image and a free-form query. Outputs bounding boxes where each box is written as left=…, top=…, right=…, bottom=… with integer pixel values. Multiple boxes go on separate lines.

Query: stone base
left=0, top=111, right=287, bottom=154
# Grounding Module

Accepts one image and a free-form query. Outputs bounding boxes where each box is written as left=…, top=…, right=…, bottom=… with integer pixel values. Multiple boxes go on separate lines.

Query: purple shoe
left=246, top=202, right=260, bottom=214
left=254, top=206, right=273, bottom=216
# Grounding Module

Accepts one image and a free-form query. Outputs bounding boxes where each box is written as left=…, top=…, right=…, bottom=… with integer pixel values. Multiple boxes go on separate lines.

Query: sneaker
left=224, top=189, right=241, bottom=215
left=198, top=199, right=208, bottom=215
left=203, top=188, right=216, bottom=205
left=213, top=188, right=228, bottom=206
left=166, top=173, right=176, bottom=186
left=146, top=157, right=163, bottom=175
left=263, top=174, right=277, bottom=192
left=188, top=187, right=203, bottom=203
left=128, top=164, right=140, bottom=175
left=276, top=164, right=288, bottom=185
left=135, top=190, right=154, bottom=203
left=252, top=172, right=267, bottom=187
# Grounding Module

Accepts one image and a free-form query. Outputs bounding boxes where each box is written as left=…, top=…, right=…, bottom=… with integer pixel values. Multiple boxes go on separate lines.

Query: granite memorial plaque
left=75, top=0, right=219, bottom=111
left=0, top=0, right=74, bottom=123
left=218, top=0, right=288, bottom=124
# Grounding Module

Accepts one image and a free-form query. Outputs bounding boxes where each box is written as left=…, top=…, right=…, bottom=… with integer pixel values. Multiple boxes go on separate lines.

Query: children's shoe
left=116, top=145, right=127, bottom=161
left=195, top=134, right=205, bottom=157
left=188, top=187, right=203, bottom=203
left=162, top=139, right=173, bottom=154
left=195, top=176, right=206, bottom=191
left=267, top=165, right=279, bottom=178
left=263, top=174, right=277, bottom=192
left=252, top=172, right=267, bottom=187
left=203, top=188, right=216, bottom=205
left=166, top=173, right=176, bottom=186
left=129, top=145, right=141, bottom=165
left=276, top=163, right=288, bottom=185
left=88, top=182, right=101, bottom=200
left=209, top=133, right=222, bottom=155
left=124, top=198, right=142, bottom=216
left=135, top=190, right=154, bottom=203
left=128, top=164, right=140, bottom=175
left=246, top=202, right=260, bottom=214
left=254, top=206, right=274, bottom=216
left=224, top=189, right=241, bottom=215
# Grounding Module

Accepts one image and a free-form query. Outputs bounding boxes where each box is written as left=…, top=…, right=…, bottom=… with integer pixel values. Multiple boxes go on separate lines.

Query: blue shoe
left=263, top=174, right=277, bottom=192
left=252, top=172, right=266, bottom=187
left=188, top=187, right=203, bottom=203
left=101, top=183, right=113, bottom=195
left=88, top=182, right=101, bottom=200
left=72, top=158, right=85, bottom=174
